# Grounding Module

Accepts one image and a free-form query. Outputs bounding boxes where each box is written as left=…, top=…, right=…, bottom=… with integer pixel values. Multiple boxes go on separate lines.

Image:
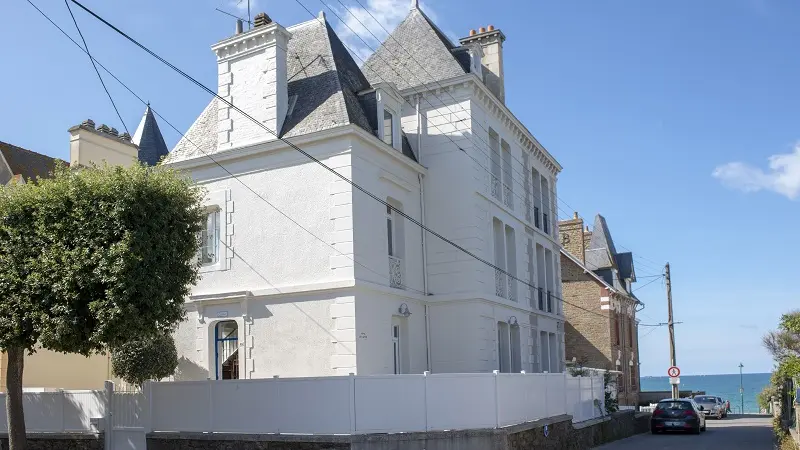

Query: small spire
left=318, top=10, right=326, bottom=21
left=410, top=0, right=418, bottom=9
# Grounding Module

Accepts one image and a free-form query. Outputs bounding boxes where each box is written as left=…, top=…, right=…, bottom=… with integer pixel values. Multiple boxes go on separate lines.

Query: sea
left=640, top=372, right=771, bottom=414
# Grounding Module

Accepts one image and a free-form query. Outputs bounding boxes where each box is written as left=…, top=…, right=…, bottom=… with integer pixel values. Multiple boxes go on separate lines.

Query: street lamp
left=739, top=363, right=744, bottom=414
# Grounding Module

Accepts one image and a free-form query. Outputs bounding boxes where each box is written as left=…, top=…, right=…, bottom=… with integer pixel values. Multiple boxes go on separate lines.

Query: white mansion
left=165, top=2, right=564, bottom=380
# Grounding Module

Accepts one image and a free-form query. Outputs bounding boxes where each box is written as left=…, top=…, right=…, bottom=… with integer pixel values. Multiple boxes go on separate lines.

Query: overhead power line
left=63, top=0, right=129, bottom=136
left=60, top=0, right=649, bottom=322
left=25, top=0, right=428, bottom=298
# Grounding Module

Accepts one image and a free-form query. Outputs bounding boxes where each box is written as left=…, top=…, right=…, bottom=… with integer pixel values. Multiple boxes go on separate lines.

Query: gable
left=362, top=9, right=467, bottom=90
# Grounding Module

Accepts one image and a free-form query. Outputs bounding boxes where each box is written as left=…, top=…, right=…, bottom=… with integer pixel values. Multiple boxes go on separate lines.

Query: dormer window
left=383, top=109, right=395, bottom=147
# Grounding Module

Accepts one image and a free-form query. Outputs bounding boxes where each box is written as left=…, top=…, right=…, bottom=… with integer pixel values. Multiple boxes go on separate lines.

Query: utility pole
left=666, top=263, right=679, bottom=399
left=739, top=363, right=744, bottom=414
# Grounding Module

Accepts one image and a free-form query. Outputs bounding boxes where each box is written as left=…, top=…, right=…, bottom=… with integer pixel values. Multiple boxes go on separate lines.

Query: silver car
left=693, top=395, right=725, bottom=419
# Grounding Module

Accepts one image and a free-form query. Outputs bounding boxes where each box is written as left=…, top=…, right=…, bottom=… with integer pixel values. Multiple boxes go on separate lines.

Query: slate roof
left=169, top=17, right=420, bottom=164
left=362, top=8, right=467, bottom=90
left=585, top=215, right=618, bottom=270
left=132, top=106, right=170, bottom=166
left=0, top=141, right=66, bottom=182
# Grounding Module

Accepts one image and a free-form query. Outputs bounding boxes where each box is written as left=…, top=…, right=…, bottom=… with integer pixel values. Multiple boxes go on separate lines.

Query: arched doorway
left=214, top=320, right=239, bottom=380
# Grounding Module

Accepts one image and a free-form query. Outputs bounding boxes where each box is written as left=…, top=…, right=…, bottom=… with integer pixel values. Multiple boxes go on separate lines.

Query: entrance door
left=215, top=321, right=239, bottom=380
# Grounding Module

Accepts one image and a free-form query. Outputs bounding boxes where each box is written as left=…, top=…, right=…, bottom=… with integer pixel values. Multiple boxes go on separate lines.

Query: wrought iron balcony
left=388, top=255, right=403, bottom=289
left=547, top=290, right=553, bottom=313
left=495, top=268, right=507, bottom=298
left=537, top=287, right=544, bottom=310
left=503, top=184, right=513, bottom=209
left=491, top=175, right=501, bottom=201
left=508, top=277, right=516, bottom=302
left=534, top=206, right=540, bottom=229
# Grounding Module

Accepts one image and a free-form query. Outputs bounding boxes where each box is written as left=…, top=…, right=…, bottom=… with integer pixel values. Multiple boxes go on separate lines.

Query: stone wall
left=561, top=255, right=613, bottom=370
left=0, top=433, right=102, bottom=450
left=148, top=412, right=649, bottom=450
left=507, top=411, right=649, bottom=450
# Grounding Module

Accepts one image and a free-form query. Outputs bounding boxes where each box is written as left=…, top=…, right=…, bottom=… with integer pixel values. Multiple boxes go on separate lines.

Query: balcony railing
left=508, top=277, right=516, bottom=302
left=503, top=184, right=513, bottom=209
left=495, top=269, right=506, bottom=298
left=543, top=213, right=549, bottom=234
left=537, top=287, right=544, bottom=310
left=388, top=255, right=403, bottom=289
left=547, top=290, right=553, bottom=313
left=491, top=175, right=501, bottom=201
left=534, top=207, right=540, bottom=229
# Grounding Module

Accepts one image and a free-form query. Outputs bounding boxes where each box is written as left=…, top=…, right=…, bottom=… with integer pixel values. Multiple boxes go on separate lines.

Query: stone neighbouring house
left=559, top=213, right=642, bottom=406
left=165, top=0, right=566, bottom=380
left=0, top=107, right=169, bottom=390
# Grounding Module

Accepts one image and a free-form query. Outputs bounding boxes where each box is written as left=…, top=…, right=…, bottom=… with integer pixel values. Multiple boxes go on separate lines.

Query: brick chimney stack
left=459, top=25, right=506, bottom=103
left=558, top=212, right=586, bottom=263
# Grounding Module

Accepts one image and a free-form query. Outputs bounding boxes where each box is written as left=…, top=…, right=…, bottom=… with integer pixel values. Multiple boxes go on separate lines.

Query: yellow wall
left=0, top=350, right=112, bottom=390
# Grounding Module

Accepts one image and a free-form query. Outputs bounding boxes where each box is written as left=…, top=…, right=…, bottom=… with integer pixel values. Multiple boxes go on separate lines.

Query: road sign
left=669, top=377, right=680, bottom=385
left=667, top=366, right=681, bottom=378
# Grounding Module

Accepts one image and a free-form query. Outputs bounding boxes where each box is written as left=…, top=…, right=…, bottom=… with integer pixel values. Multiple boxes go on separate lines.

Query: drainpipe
left=419, top=172, right=431, bottom=372
left=417, top=95, right=431, bottom=371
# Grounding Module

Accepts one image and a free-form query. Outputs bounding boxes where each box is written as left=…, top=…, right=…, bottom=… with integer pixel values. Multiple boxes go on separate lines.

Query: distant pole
left=739, top=363, right=744, bottom=414
left=247, top=0, right=251, bottom=29
left=666, top=263, right=679, bottom=399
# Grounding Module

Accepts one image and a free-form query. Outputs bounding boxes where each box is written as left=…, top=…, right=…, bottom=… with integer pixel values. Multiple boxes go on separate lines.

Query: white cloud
left=332, top=0, right=446, bottom=63
left=712, top=144, right=800, bottom=200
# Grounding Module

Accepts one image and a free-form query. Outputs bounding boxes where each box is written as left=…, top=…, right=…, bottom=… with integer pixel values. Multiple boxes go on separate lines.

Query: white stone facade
left=166, top=19, right=565, bottom=381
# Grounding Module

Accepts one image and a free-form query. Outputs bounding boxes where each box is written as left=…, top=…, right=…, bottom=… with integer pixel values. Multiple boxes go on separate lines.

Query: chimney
left=459, top=25, right=506, bottom=103
left=583, top=225, right=593, bottom=253
left=557, top=212, right=585, bottom=263
left=68, top=119, right=139, bottom=167
left=212, top=12, right=291, bottom=150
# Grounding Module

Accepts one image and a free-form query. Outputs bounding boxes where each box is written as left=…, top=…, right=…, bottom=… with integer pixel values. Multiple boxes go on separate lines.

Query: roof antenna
left=214, top=7, right=253, bottom=29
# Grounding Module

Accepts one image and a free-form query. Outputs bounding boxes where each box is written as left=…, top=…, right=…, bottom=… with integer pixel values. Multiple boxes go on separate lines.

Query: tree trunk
left=6, top=346, right=26, bottom=450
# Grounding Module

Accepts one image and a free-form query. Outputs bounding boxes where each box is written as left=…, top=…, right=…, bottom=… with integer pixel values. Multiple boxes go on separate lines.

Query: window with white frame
left=497, top=321, right=511, bottom=373
left=383, top=109, right=395, bottom=147
left=386, top=204, right=395, bottom=257
left=386, top=199, right=405, bottom=289
left=199, top=209, right=220, bottom=266
left=392, top=323, right=401, bottom=374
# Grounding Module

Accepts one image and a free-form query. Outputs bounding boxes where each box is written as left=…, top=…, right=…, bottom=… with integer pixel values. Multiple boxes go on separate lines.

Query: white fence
left=145, top=371, right=605, bottom=434
left=3, top=372, right=605, bottom=449
left=0, top=390, right=105, bottom=433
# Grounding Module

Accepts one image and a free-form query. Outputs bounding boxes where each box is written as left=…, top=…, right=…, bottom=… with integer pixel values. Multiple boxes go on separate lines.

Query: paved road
left=593, top=415, right=774, bottom=450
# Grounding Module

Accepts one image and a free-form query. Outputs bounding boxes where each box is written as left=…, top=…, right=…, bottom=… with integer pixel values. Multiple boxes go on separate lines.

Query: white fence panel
left=0, top=391, right=104, bottom=433
left=268, top=377, right=351, bottom=434
left=527, top=374, right=549, bottom=420
left=150, top=380, right=209, bottom=432
left=63, top=391, right=105, bottom=432
left=545, top=373, right=567, bottom=417
left=354, top=375, right=426, bottom=433
left=112, top=391, right=145, bottom=428
left=425, top=373, right=497, bottom=431
left=496, top=373, right=529, bottom=426
left=566, top=376, right=581, bottom=421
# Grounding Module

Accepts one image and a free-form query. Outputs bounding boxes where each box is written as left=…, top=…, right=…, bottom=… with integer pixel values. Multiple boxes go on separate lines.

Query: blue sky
left=2, top=0, right=798, bottom=376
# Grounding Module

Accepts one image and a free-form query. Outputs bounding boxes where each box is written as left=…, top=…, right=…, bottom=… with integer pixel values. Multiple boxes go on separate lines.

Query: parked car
left=651, top=398, right=707, bottom=434
left=693, top=395, right=725, bottom=419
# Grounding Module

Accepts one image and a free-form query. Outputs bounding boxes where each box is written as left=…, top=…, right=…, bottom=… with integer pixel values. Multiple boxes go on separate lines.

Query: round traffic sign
left=667, top=366, right=681, bottom=377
